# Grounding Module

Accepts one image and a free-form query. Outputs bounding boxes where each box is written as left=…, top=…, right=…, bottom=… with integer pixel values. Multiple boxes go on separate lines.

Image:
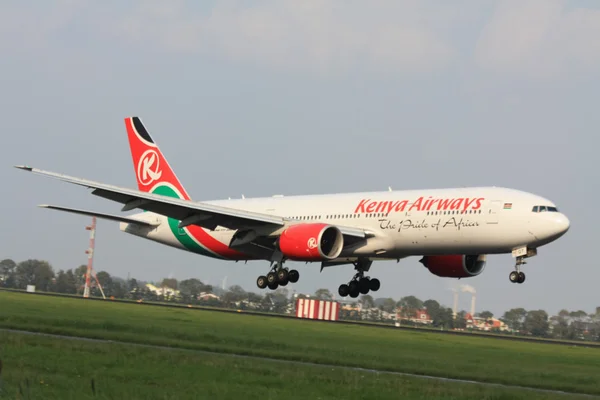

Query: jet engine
left=419, top=254, right=486, bottom=278
left=279, top=223, right=344, bottom=261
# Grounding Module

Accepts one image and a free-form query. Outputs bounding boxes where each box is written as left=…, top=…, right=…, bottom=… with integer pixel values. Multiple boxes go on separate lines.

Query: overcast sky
left=1, top=0, right=598, bottom=317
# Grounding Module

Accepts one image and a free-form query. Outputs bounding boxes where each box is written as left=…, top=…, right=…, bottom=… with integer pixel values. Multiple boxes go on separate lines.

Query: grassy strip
left=2, top=287, right=598, bottom=348
left=0, top=291, right=599, bottom=396
left=0, top=331, right=585, bottom=400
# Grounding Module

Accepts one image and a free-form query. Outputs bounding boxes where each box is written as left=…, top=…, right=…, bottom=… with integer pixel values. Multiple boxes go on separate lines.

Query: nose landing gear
left=509, top=270, right=525, bottom=284
left=509, top=247, right=537, bottom=284
left=509, top=255, right=526, bottom=284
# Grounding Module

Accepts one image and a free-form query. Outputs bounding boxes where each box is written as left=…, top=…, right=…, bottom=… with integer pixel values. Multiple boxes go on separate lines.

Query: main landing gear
left=509, top=256, right=526, bottom=284
left=256, top=262, right=299, bottom=290
left=338, top=260, right=380, bottom=298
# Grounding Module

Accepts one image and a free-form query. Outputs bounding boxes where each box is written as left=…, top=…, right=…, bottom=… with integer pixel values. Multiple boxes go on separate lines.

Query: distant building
left=341, top=303, right=361, bottom=312
left=465, top=313, right=509, bottom=331
left=396, top=308, right=433, bottom=324
left=145, top=283, right=180, bottom=298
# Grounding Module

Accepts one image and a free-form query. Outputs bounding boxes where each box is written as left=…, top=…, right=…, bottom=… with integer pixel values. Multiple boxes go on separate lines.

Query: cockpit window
left=532, top=205, right=558, bottom=213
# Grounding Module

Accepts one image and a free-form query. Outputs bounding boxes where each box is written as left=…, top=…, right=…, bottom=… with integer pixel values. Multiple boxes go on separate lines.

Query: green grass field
left=2, top=287, right=597, bottom=347
left=0, top=331, right=584, bottom=400
left=0, top=291, right=599, bottom=398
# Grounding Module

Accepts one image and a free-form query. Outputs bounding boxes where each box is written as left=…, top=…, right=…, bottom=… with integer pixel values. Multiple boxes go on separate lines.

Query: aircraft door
left=487, top=200, right=502, bottom=224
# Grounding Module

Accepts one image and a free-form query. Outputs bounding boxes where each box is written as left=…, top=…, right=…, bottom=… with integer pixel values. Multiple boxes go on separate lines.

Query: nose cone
left=555, top=213, right=570, bottom=235
left=537, top=213, right=570, bottom=243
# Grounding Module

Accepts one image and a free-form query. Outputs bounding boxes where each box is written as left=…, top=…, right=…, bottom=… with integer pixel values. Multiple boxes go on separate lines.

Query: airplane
left=15, top=117, right=570, bottom=298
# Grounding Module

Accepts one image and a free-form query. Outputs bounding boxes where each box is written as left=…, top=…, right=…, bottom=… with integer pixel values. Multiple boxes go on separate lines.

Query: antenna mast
left=83, top=217, right=106, bottom=299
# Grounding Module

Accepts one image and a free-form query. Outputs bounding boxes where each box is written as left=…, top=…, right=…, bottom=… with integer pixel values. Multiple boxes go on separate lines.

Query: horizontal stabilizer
left=15, top=165, right=285, bottom=230
left=38, top=204, right=158, bottom=227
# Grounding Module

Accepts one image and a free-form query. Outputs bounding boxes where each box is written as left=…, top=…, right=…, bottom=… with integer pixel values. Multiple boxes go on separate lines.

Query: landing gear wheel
left=288, top=269, right=299, bottom=283
left=358, top=278, right=370, bottom=294
left=267, top=272, right=278, bottom=285
left=257, top=275, right=268, bottom=289
left=267, top=282, right=278, bottom=290
left=369, top=278, right=380, bottom=291
left=277, top=268, right=289, bottom=283
left=509, top=271, right=519, bottom=283
left=349, top=288, right=359, bottom=298
left=517, top=272, right=526, bottom=284
left=338, top=284, right=349, bottom=297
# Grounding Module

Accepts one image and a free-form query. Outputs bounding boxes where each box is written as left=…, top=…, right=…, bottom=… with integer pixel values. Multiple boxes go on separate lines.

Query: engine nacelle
left=419, top=254, right=486, bottom=278
left=279, top=223, right=344, bottom=261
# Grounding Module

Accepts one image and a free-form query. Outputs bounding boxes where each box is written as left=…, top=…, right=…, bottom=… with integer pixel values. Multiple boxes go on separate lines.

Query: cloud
left=474, top=0, right=600, bottom=78
left=0, top=0, right=87, bottom=51
left=3, top=0, right=599, bottom=79
left=109, top=0, right=456, bottom=75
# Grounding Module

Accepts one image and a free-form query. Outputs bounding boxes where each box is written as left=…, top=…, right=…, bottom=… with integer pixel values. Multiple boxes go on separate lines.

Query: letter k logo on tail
left=137, top=150, right=163, bottom=186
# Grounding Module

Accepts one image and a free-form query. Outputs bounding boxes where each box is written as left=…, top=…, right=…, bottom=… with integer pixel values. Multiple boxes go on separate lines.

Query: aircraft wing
left=15, top=166, right=372, bottom=239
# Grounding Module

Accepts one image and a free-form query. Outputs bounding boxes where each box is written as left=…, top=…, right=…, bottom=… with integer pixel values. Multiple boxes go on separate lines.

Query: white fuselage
left=121, top=186, right=570, bottom=262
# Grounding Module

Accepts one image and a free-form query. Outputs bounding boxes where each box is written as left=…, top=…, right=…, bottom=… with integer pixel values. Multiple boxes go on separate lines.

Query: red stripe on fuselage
left=186, top=225, right=255, bottom=260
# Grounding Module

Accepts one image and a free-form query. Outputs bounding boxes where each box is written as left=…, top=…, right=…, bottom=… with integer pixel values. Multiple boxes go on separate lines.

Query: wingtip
left=38, top=204, right=50, bottom=208
left=14, top=165, right=33, bottom=171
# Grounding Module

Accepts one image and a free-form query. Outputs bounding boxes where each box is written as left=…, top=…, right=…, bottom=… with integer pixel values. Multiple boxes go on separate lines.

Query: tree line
left=1, top=258, right=598, bottom=341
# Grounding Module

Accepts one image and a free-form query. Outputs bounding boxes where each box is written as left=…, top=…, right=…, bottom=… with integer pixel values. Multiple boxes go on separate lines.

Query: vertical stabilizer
left=124, top=116, right=190, bottom=200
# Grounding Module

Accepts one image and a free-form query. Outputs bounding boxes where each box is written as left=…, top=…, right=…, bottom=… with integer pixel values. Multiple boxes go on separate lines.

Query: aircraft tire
left=359, top=278, right=370, bottom=294
left=267, top=272, right=277, bottom=285
left=338, top=284, right=349, bottom=297
left=288, top=269, right=299, bottom=283
left=509, top=271, right=519, bottom=283
left=517, top=272, right=526, bottom=284
left=348, top=280, right=359, bottom=294
left=256, top=275, right=268, bottom=289
left=277, top=268, right=289, bottom=282
left=369, top=278, right=380, bottom=291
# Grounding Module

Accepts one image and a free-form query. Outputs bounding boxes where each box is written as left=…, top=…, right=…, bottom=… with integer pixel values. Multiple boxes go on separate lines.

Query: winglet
left=14, top=165, right=33, bottom=171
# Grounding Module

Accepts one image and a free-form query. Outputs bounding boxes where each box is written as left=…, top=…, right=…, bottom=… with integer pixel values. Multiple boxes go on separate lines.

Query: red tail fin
left=124, top=117, right=191, bottom=200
